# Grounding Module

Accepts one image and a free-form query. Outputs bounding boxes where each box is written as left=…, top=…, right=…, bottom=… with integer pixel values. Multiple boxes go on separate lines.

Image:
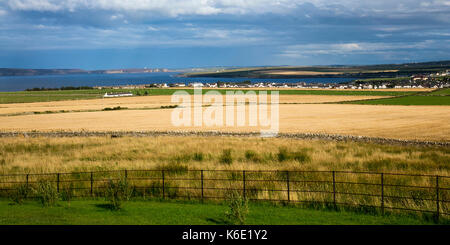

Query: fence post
left=332, top=171, right=336, bottom=209
left=25, top=174, right=29, bottom=198
left=90, top=172, right=93, bottom=196
left=436, top=176, right=440, bottom=222
left=57, top=173, right=60, bottom=193
left=124, top=169, right=128, bottom=180
left=286, top=171, right=290, bottom=202
left=381, top=173, right=384, bottom=215
left=162, top=170, right=165, bottom=199
left=201, top=170, right=204, bottom=201
left=243, top=170, right=246, bottom=199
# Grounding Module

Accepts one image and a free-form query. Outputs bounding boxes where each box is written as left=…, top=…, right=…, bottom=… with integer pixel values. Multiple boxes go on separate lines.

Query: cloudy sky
left=0, top=0, right=449, bottom=69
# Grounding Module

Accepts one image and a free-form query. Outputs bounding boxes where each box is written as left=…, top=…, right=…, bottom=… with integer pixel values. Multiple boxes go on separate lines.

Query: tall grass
left=225, top=191, right=249, bottom=225
left=220, top=149, right=233, bottom=165
left=104, top=178, right=132, bottom=210
left=0, top=136, right=448, bottom=175
left=34, top=181, right=59, bottom=207
left=0, top=136, right=448, bottom=218
left=10, top=184, right=30, bottom=204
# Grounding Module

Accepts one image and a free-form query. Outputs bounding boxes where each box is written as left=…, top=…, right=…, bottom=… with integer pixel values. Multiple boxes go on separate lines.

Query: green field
left=428, top=88, right=450, bottom=96
left=0, top=89, right=418, bottom=104
left=263, top=90, right=415, bottom=96
left=355, top=77, right=410, bottom=82
left=0, top=89, right=175, bottom=103
left=344, top=95, right=450, bottom=105
left=0, top=90, right=105, bottom=104
left=343, top=88, right=450, bottom=105
left=0, top=199, right=438, bottom=225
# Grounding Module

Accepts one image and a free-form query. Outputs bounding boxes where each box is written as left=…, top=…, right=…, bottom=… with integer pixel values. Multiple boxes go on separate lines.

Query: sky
left=0, top=0, right=450, bottom=69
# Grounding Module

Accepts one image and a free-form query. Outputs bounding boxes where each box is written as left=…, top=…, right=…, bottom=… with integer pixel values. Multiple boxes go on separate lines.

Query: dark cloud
left=0, top=0, right=449, bottom=68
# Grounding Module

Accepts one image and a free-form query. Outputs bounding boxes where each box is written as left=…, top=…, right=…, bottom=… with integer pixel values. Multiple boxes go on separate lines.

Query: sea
left=0, top=72, right=356, bottom=92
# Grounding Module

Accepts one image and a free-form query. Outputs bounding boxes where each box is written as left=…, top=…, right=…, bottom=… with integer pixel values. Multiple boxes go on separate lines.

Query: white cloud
left=374, top=26, right=414, bottom=32
left=110, top=14, right=123, bottom=20
left=6, top=0, right=450, bottom=17
left=8, top=0, right=62, bottom=11
left=279, top=40, right=446, bottom=58
left=7, top=0, right=291, bottom=16
left=376, top=34, right=392, bottom=38
left=147, top=26, right=159, bottom=31
left=0, top=8, right=7, bottom=16
left=0, top=23, right=270, bottom=50
left=407, top=31, right=450, bottom=37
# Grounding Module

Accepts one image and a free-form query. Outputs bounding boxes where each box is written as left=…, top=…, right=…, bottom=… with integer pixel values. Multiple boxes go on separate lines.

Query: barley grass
left=0, top=136, right=448, bottom=175
left=0, top=136, right=448, bottom=218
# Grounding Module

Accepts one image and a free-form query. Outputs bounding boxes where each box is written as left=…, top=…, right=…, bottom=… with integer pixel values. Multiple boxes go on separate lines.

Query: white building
left=103, top=92, right=133, bottom=98
left=189, top=82, right=204, bottom=87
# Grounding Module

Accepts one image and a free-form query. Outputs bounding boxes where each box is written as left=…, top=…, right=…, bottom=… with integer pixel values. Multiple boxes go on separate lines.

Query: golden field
left=0, top=94, right=389, bottom=115
left=0, top=102, right=448, bottom=141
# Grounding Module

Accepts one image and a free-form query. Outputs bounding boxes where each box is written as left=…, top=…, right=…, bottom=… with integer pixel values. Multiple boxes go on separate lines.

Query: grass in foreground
left=0, top=136, right=448, bottom=220
left=0, top=199, right=437, bottom=225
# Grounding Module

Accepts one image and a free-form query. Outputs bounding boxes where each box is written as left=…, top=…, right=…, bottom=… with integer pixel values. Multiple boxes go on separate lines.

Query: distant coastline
left=0, top=68, right=172, bottom=77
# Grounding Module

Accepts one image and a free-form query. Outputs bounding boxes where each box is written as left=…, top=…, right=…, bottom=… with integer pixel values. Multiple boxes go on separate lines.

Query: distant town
left=94, top=70, right=450, bottom=91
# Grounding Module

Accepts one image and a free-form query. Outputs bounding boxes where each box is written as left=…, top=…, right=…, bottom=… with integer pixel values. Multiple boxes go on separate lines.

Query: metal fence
left=0, top=169, right=449, bottom=220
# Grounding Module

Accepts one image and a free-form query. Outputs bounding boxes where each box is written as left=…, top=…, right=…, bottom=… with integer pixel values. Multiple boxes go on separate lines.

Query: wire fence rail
left=0, top=169, right=449, bottom=220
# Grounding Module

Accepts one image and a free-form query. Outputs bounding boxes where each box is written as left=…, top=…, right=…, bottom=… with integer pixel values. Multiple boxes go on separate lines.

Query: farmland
left=0, top=87, right=449, bottom=224
left=344, top=88, right=450, bottom=105
left=344, top=95, right=450, bottom=106
left=0, top=102, right=448, bottom=141
left=0, top=89, right=448, bottom=142
left=0, top=88, right=420, bottom=104
left=0, top=94, right=391, bottom=116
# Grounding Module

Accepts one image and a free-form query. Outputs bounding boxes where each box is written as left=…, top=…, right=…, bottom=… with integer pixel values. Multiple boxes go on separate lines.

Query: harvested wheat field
left=0, top=95, right=175, bottom=115
left=0, top=94, right=389, bottom=115
left=0, top=103, right=449, bottom=141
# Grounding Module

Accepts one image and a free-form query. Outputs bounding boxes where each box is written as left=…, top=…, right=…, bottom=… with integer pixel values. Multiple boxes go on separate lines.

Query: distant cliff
left=0, top=68, right=172, bottom=76
left=0, top=68, right=87, bottom=76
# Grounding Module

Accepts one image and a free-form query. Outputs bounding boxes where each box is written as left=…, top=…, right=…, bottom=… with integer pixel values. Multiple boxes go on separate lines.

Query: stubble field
left=0, top=94, right=390, bottom=116
left=0, top=100, right=448, bottom=141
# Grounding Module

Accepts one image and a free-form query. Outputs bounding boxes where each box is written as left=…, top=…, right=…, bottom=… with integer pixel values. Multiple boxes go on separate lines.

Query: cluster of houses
left=411, top=70, right=450, bottom=81
left=95, top=70, right=450, bottom=92
left=98, top=80, right=448, bottom=92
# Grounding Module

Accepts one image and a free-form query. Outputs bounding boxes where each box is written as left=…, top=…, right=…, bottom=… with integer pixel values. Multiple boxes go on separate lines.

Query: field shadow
left=205, top=217, right=231, bottom=225
left=94, top=203, right=115, bottom=210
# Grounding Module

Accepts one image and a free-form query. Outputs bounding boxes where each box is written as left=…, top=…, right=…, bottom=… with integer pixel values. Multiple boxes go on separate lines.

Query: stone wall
left=0, top=130, right=448, bottom=147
